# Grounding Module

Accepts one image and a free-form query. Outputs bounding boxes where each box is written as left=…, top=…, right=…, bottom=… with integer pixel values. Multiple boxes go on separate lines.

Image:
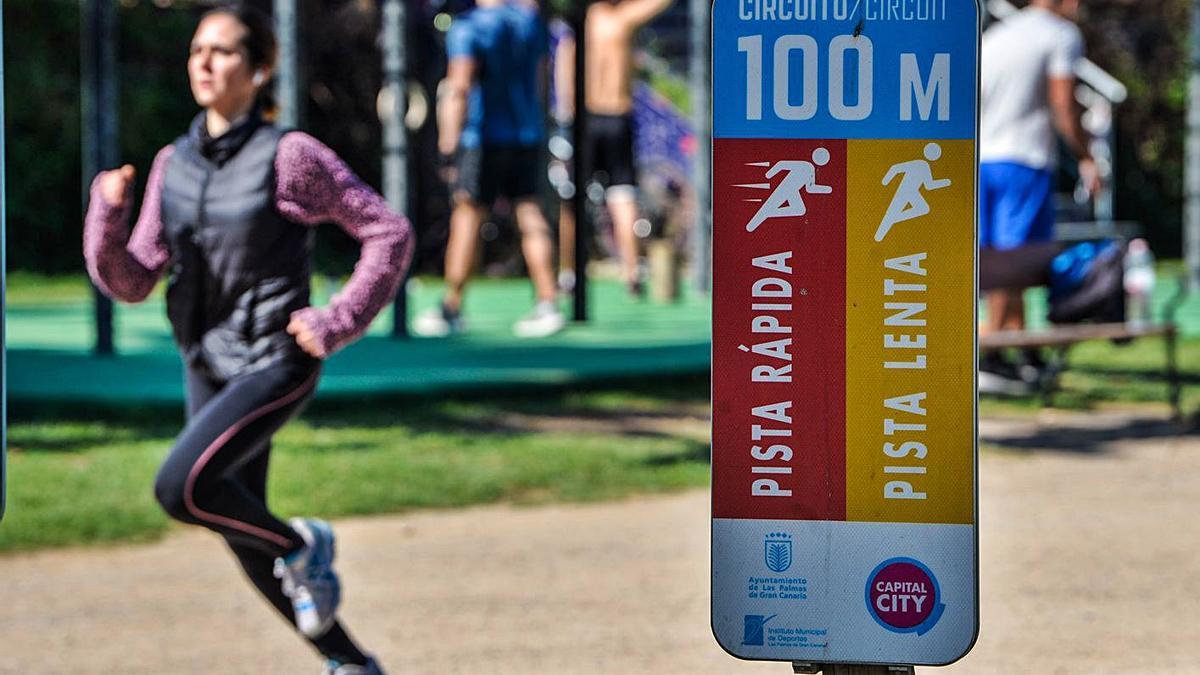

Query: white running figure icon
left=743, top=147, right=832, bottom=232
left=874, top=142, right=952, bottom=242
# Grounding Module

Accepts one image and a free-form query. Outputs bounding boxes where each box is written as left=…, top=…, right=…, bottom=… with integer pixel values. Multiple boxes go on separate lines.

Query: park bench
left=978, top=221, right=1188, bottom=418
left=979, top=320, right=1181, bottom=418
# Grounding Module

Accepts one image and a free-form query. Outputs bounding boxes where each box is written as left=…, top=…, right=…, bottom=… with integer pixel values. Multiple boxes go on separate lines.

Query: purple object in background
left=631, top=81, right=694, bottom=178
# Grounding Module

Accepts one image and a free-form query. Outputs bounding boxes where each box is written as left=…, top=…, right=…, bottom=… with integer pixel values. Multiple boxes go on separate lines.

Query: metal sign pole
left=273, top=0, right=303, bottom=129
left=381, top=0, right=410, bottom=338
left=81, top=0, right=118, bottom=357
left=571, top=5, right=589, bottom=322
left=689, top=0, right=712, bottom=293
left=1186, top=0, right=1200, bottom=292
left=1, top=4, right=8, bottom=522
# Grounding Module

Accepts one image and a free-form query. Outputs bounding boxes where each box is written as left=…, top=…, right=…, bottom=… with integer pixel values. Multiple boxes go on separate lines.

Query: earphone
left=252, top=71, right=266, bottom=86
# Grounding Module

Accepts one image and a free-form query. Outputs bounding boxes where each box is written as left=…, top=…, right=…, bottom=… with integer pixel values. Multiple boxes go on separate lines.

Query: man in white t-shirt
left=980, top=0, right=1100, bottom=342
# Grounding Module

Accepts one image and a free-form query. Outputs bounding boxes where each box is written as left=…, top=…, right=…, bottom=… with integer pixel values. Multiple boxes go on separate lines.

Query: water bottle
left=1123, top=238, right=1156, bottom=327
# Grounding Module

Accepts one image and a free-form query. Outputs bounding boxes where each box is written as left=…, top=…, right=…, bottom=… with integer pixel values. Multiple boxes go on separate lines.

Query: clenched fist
left=98, top=164, right=136, bottom=208
left=287, top=314, right=326, bottom=359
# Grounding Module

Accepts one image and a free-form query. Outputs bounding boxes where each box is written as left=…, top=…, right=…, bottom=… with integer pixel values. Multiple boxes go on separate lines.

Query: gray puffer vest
left=161, top=113, right=315, bottom=380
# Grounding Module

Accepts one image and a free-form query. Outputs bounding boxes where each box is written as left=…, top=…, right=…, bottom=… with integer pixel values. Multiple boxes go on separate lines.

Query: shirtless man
left=556, top=0, right=675, bottom=296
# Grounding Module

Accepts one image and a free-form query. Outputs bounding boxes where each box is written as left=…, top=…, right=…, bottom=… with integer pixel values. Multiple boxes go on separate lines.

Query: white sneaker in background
left=513, top=300, right=566, bottom=338
left=413, top=304, right=465, bottom=337
left=557, top=268, right=576, bottom=294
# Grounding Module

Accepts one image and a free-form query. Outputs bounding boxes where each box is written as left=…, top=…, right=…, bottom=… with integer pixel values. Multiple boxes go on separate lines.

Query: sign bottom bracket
left=792, top=664, right=916, bottom=675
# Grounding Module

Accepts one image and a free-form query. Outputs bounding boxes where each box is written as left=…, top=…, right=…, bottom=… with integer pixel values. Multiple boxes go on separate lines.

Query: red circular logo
left=866, top=558, right=942, bottom=633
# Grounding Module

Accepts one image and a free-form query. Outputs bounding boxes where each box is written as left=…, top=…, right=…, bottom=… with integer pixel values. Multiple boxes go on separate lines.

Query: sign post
left=381, top=0, right=411, bottom=338
left=710, top=0, right=980, bottom=669
left=81, top=0, right=118, bottom=357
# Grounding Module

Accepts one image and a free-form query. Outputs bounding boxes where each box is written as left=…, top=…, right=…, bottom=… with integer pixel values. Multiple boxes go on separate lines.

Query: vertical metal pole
left=1166, top=326, right=1180, bottom=420
left=274, top=0, right=303, bottom=129
left=571, top=6, right=589, bottom=322
left=1097, top=100, right=1115, bottom=224
left=1186, top=0, right=1200, bottom=292
left=689, top=0, right=712, bottom=293
left=82, top=0, right=118, bottom=356
left=1, top=6, right=8, bottom=521
left=382, top=0, right=410, bottom=338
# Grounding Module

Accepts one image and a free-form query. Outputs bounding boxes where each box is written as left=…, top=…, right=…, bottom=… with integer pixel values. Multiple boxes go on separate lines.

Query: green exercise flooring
left=6, top=278, right=712, bottom=404
left=8, top=275, right=1200, bottom=405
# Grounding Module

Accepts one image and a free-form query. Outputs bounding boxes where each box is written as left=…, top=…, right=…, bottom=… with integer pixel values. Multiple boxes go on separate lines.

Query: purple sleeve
left=275, top=132, right=415, bottom=358
left=82, top=146, right=173, bottom=303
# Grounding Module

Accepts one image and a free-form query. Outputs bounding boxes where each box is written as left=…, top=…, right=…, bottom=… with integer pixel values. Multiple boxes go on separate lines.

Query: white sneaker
left=513, top=301, right=566, bottom=338
left=413, top=304, right=464, bottom=337
left=557, top=268, right=576, bottom=293
left=978, top=371, right=1035, bottom=397
left=274, top=518, right=341, bottom=638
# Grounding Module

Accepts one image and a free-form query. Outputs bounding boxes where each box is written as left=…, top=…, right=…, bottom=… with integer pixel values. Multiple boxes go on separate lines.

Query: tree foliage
left=6, top=0, right=199, bottom=273
left=4, top=0, right=1193, bottom=273
left=1075, top=0, right=1190, bottom=257
left=4, top=0, right=406, bottom=275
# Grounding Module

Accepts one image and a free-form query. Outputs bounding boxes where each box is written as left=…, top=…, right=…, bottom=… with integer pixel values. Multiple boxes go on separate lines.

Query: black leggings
left=153, top=357, right=366, bottom=664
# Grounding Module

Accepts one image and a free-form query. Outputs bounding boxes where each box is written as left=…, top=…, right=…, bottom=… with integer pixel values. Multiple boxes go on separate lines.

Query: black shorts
left=584, top=113, right=636, bottom=189
left=454, top=145, right=541, bottom=204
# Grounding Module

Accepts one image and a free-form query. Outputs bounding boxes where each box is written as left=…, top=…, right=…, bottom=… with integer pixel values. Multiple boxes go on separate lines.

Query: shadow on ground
left=981, top=414, right=1197, bottom=455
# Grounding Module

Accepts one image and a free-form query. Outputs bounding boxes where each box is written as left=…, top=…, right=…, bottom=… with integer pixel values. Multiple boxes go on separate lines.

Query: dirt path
left=1, top=409, right=1197, bottom=675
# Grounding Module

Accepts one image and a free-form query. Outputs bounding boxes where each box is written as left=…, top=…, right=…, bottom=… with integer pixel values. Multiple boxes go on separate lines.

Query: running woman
left=82, top=6, right=411, bottom=674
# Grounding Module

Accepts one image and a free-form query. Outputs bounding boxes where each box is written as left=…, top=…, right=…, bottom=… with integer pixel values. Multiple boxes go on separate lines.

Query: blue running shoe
left=322, top=657, right=385, bottom=675
left=275, top=517, right=341, bottom=637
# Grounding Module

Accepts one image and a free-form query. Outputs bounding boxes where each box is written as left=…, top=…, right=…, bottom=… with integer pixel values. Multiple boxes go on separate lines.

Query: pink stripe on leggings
left=183, top=369, right=320, bottom=550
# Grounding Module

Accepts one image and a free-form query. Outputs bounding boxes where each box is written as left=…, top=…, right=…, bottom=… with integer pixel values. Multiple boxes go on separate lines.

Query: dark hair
left=201, top=3, right=279, bottom=119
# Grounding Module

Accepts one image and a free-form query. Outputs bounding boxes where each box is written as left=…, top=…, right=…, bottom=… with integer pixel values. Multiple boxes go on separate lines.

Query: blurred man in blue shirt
left=417, top=0, right=564, bottom=338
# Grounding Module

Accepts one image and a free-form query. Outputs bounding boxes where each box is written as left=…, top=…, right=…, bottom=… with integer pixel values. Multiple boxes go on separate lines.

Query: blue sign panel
left=714, top=0, right=978, bottom=139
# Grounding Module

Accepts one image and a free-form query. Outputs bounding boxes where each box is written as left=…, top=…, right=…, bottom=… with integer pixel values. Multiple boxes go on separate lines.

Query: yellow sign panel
left=845, top=139, right=976, bottom=525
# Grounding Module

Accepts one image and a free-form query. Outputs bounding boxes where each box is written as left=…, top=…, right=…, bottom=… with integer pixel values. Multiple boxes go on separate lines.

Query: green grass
left=6, top=327, right=1195, bottom=554
left=979, top=335, right=1200, bottom=416
left=4, top=271, right=1198, bottom=553
left=0, top=376, right=711, bottom=553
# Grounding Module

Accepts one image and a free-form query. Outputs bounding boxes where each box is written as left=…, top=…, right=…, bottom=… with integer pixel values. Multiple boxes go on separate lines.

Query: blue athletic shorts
left=979, top=161, right=1055, bottom=250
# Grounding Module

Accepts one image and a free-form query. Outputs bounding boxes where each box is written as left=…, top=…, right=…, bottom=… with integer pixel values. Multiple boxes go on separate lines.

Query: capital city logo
left=763, top=532, right=793, bottom=573
left=865, top=557, right=945, bottom=636
left=737, top=148, right=832, bottom=232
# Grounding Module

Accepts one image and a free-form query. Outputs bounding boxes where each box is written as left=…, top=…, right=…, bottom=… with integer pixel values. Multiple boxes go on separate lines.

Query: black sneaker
left=413, top=303, right=465, bottom=337
left=979, top=352, right=1034, bottom=396
left=1015, top=349, right=1049, bottom=386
